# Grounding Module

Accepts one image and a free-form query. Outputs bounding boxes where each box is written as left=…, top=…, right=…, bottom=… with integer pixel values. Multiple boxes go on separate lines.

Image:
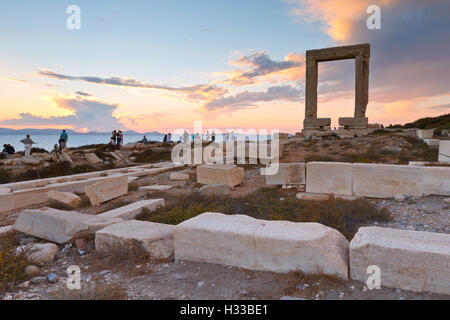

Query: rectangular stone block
left=13, top=186, right=55, bottom=210
left=139, top=185, right=173, bottom=192
left=338, top=117, right=368, bottom=126
left=352, top=163, right=422, bottom=198
left=13, top=208, right=123, bottom=244
left=84, top=175, right=128, bottom=206
left=423, top=139, right=440, bottom=147
left=423, top=167, right=450, bottom=196
left=303, top=118, right=331, bottom=129
left=96, top=220, right=175, bottom=261
left=438, top=140, right=450, bottom=163
left=0, top=193, right=14, bottom=212
left=47, top=190, right=81, bottom=208
left=98, top=199, right=165, bottom=220
left=416, top=129, right=435, bottom=139
left=350, top=227, right=450, bottom=295
left=306, top=162, right=353, bottom=196
left=197, top=164, right=244, bottom=187
left=85, top=153, right=103, bottom=165
left=265, top=163, right=305, bottom=185
left=175, top=212, right=349, bottom=279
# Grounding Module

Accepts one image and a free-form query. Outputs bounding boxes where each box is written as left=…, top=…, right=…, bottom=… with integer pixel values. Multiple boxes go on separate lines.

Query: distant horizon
left=1, top=1, right=449, bottom=133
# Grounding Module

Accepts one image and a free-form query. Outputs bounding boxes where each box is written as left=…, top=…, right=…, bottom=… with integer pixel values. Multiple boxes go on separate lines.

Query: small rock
left=30, top=276, right=47, bottom=284
left=196, top=281, right=205, bottom=289
left=47, top=273, right=59, bottom=283
left=3, top=294, right=13, bottom=300
left=239, top=289, right=248, bottom=295
left=296, top=284, right=310, bottom=290
left=75, top=238, right=88, bottom=251
left=362, top=286, right=368, bottom=293
left=25, top=265, right=40, bottom=277
left=280, top=296, right=306, bottom=300
left=60, top=243, right=72, bottom=254
left=17, top=243, right=58, bottom=266
left=394, top=194, right=405, bottom=202
left=18, top=281, right=31, bottom=289
left=444, top=198, right=450, bottom=204
left=19, top=236, right=37, bottom=246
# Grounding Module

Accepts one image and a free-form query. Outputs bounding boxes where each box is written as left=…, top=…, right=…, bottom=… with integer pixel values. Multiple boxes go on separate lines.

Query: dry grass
left=137, top=188, right=391, bottom=240
left=49, top=282, right=128, bottom=300
left=0, top=232, right=33, bottom=293
left=130, top=149, right=171, bottom=163
left=83, top=242, right=156, bottom=276
left=274, top=271, right=347, bottom=300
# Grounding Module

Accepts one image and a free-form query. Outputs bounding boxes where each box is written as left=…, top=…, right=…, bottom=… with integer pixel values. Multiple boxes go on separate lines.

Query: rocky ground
left=1, top=134, right=449, bottom=300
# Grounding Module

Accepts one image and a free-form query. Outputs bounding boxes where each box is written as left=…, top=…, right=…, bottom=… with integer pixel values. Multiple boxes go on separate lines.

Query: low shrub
left=0, top=232, right=32, bottom=293
left=137, top=188, right=391, bottom=240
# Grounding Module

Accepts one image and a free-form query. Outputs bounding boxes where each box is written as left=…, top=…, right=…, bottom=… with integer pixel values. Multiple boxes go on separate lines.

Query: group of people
left=1, top=144, right=15, bottom=156
left=162, top=133, right=172, bottom=144
left=181, top=130, right=239, bottom=144
left=110, top=130, right=124, bottom=146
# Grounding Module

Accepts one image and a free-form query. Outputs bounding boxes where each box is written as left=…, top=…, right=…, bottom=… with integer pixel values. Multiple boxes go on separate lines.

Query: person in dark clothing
left=163, top=134, right=168, bottom=143
left=2, top=144, right=14, bottom=155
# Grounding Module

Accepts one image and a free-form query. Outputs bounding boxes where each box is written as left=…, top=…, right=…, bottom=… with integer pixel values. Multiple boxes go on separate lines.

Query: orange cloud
left=288, top=0, right=395, bottom=41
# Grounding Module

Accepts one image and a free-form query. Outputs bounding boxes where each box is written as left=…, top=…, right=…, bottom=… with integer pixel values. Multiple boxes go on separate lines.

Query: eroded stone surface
left=47, top=190, right=81, bottom=208
left=352, top=164, right=422, bottom=198
left=96, top=220, right=175, bottom=261
left=175, top=212, right=349, bottom=279
left=13, top=208, right=122, bottom=244
left=350, top=227, right=450, bottom=295
left=98, top=199, right=165, bottom=220
left=197, top=164, right=244, bottom=187
left=306, top=162, right=353, bottom=196
left=265, top=163, right=305, bottom=185
left=84, top=175, right=128, bottom=206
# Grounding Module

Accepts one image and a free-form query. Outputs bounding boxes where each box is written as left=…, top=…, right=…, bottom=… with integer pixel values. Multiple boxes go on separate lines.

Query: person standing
left=211, top=130, right=216, bottom=142
left=117, top=130, right=123, bottom=146
left=21, top=135, right=35, bottom=156
left=112, top=130, right=117, bottom=144
left=183, top=130, right=189, bottom=144
left=59, top=129, right=68, bottom=150
left=167, top=133, right=172, bottom=143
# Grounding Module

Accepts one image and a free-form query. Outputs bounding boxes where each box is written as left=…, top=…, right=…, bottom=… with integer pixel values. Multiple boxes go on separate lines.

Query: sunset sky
left=1, top=0, right=449, bottom=133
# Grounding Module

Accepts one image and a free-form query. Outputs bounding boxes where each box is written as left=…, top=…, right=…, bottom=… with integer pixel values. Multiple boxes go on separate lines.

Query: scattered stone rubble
left=1, top=156, right=449, bottom=299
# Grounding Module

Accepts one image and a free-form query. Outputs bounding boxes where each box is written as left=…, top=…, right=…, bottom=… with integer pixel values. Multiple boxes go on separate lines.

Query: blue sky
left=1, top=0, right=449, bottom=133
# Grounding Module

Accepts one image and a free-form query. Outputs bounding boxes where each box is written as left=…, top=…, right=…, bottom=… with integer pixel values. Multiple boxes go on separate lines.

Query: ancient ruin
left=302, top=43, right=377, bottom=137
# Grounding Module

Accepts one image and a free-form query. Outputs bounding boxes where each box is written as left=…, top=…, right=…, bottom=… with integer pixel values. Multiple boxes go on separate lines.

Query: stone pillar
left=354, top=55, right=364, bottom=118
left=361, top=57, right=370, bottom=117
left=354, top=55, right=369, bottom=118
left=305, top=58, right=318, bottom=119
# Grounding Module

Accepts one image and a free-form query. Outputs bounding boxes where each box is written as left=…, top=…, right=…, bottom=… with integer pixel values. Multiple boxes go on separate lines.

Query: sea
left=0, top=133, right=272, bottom=152
left=0, top=134, right=165, bottom=152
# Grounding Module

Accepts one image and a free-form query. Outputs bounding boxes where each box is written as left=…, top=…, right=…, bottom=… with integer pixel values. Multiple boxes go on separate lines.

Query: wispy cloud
left=203, top=85, right=303, bottom=112
left=37, top=69, right=228, bottom=102
left=0, top=94, right=123, bottom=132
left=223, top=51, right=305, bottom=85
